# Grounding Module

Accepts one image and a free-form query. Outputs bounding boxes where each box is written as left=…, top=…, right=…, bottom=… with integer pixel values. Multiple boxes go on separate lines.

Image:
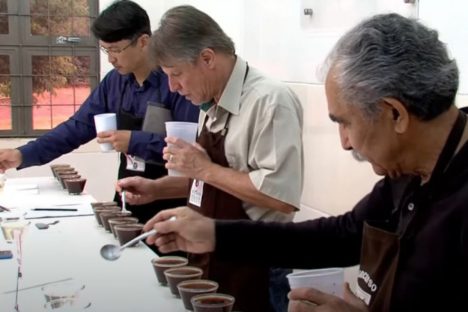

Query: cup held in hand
left=94, top=113, right=117, bottom=152
left=165, top=121, right=198, bottom=176
left=286, top=267, right=344, bottom=297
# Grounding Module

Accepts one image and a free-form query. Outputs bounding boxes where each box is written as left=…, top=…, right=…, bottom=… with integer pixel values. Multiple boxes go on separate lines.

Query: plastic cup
left=94, top=113, right=117, bottom=152
left=178, top=279, right=219, bottom=311
left=64, top=178, right=87, bottom=195
left=108, top=217, right=139, bottom=238
left=114, top=223, right=144, bottom=246
left=151, top=256, right=189, bottom=286
left=41, top=280, right=89, bottom=311
left=286, top=268, right=344, bottom=297
left=165, top=121, right=198, bottom=176
left=191, top=293, right=235, bottom=312
left=164, top=266, right=203, bottom=297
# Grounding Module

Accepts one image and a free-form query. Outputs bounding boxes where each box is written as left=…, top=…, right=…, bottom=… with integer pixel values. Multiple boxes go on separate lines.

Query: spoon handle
left=121, top=190, right=127, bottom=212
left=120, top=229, right=157, bottom=250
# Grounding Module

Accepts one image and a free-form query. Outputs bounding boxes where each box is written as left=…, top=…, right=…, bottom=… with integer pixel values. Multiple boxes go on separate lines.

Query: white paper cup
left=287, top=268, right=344, bottom=298
left=94, top=113, right=117, bottom=152
left=165, top=121, right=198, bottom=176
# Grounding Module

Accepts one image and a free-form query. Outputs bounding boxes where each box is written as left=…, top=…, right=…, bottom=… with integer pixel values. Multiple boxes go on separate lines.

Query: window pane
left=73, top=77, right=90, bottom=104
left=32, top=55, right=91, bottom=130
left=30, top=0, right=91, bottom=37
left=52, top=105, right=74, bottom=127
left=32, top=103, right=51, bottom=130
left=0, top=54, right=11, bottom=130
left=0, top=0, right=8, bottom=35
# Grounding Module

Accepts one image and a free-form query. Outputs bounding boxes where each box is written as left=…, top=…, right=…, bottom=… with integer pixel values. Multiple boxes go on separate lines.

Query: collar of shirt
left=122, top=70, right=162, bottom=92
left=216, top=56, right=247, bottom=115
left=203, top=56, right=247, bottom=121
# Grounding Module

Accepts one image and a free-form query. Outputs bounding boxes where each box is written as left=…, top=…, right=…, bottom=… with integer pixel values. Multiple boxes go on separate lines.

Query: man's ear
left=139, top=34, right=150, bottom=48
left=382, top=97, right=409, bottom=134
left=199, top=48, right=215, bottom=68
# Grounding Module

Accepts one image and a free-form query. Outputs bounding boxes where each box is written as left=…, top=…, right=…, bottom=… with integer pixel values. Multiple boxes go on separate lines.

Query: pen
left=31, top=208, right=78, bottom=211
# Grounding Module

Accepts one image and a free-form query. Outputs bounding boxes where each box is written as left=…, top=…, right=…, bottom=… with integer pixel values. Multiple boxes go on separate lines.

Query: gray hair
left=324, top=13, right=458, bottom=121
left=150, top=5, right=235, bottom=66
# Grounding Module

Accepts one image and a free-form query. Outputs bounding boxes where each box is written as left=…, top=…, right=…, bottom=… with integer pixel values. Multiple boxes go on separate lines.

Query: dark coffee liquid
left=200, top=298, right=228, bottom=304
left=185, top=283, right=214, bottom=290
left=157, top=259, right=185, bottom=265
left=169, top=268, right=198, bottom=275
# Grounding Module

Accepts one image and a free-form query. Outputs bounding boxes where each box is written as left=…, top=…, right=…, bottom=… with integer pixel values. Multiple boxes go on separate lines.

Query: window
left=0, top=0, right=98, bottom=137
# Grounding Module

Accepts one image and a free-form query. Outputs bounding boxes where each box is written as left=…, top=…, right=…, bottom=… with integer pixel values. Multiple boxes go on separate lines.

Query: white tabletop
left=0, top=176, right=185, bottom=312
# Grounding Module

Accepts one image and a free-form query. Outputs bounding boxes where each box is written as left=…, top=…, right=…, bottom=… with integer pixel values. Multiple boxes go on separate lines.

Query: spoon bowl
left=100, top=229, right=156, bottom=261
left=99, top=216, right=176, bottom=261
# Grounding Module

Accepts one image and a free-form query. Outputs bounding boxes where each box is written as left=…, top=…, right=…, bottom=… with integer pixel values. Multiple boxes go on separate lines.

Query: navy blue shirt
left=18, top=68, right=199, bottom=167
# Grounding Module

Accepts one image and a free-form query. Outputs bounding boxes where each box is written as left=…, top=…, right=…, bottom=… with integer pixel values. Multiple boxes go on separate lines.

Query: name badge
left=189, top=179, right=204, bottom=207
left=126, top=155, right=145, bottom=172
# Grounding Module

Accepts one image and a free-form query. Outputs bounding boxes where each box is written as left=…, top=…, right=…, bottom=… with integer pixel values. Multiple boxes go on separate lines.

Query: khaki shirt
left=199, top=57, right=304, bottom=222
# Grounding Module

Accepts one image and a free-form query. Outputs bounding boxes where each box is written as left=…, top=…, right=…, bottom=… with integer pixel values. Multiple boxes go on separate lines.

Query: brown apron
left=187, top=115, right=271, bottom=312
left=357, top=110, right=466, bottom=311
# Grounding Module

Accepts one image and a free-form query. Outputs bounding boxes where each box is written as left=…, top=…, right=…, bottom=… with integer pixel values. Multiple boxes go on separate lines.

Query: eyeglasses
left=100, top=36, right=139, bottom=56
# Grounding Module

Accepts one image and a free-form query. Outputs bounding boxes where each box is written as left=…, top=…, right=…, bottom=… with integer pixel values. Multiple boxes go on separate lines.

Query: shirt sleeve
left=248, top=94, right=303, bottom=208
left=215, top=178, right=390, bottom=268
left=18, top=72, right=115, bottom=168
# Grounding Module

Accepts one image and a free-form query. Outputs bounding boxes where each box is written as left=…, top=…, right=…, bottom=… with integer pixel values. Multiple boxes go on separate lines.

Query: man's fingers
left=343, top=282, right=367, bottom=309
left=288, top=287, right=330, bottom=305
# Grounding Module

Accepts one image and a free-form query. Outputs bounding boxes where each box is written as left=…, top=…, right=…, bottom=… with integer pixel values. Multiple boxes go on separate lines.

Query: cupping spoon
left=35, top=220, right=60, bottom=230
left=121, top=190, right=130, bottom=213
left=100, top=229, right=157, bottom=261
left=100, top=216, right=176, bottom=261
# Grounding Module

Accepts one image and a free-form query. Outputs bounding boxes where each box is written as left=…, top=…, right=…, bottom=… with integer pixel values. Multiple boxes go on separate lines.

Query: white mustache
left=352, top=150, right=368, bottom=162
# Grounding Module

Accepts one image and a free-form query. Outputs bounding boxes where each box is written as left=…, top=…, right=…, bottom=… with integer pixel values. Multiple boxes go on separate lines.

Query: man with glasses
left=0, top=1, right=199, bottom=235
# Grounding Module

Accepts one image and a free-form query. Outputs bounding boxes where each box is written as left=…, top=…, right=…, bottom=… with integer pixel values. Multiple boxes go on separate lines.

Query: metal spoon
left=121, top=190, right=130, bottom=213
left=100, top=229, right=157, bottom=261
left=35, top=220, right=59, bottom=230
left=100, top=216, right=176, bottom=261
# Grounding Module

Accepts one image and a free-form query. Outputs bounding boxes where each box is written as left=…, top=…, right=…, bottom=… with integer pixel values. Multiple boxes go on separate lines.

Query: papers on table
left=4, top=183, right=39, bottom=194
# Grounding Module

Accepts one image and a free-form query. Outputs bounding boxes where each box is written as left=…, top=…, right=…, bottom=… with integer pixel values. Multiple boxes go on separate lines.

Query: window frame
left=0, top=0, right=99, bottom=138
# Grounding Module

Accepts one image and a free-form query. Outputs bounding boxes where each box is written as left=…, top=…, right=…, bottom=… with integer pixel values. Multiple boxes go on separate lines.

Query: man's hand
left=116, top=176, right=159, bottom=205
left=0, top=149, right=22, bottom=172
left=163, top=136, right=214, bottom=180
left=288, top=283, right=368, bottom=312
left=144, top=206, right=216, bottom=254
left=97, top=130, right=131, bottom=153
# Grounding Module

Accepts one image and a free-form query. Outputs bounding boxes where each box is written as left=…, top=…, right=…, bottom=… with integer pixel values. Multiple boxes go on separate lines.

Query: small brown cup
left=50, top=164, right=71, bottom=178
left=191, top=293, right=235, bottom=312
left=58, top=173, right=79, bottom=189
left=100, top=211, right=132, bottom=232
left=178, top=279, right=219, bottom=311
left=164, top=266, right=203, bottom=297
left=91, top=201, right=118, bottom=209
left=114, top=223, right=144, bottom=246
left=151, top=256, right=189, bottom=286
left=93, top=206, right=121, bottom=226
left=108, top=217, right=139, bottom=238
left=64, top=178, right=86, bottom=195
left=55, top=168, right=77, bottom=180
